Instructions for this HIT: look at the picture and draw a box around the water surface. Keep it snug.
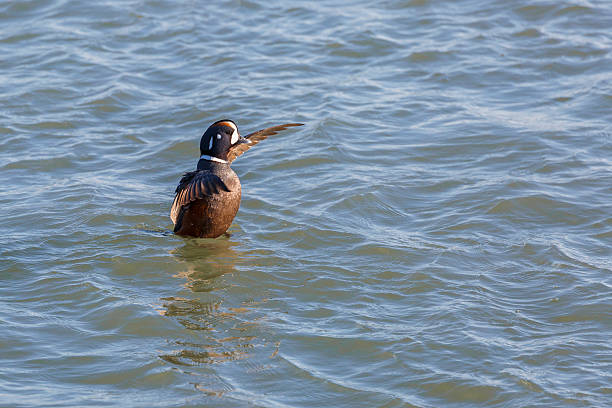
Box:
[1,0,611,407]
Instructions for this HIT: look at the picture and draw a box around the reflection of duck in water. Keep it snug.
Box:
[170,238,239,290]
[171,120,302,238]
[160,240,280,394]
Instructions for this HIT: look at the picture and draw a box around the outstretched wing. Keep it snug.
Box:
[227,123,303,163]
[170,170,231,225]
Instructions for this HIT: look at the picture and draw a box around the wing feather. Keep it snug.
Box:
[227,123,303,163]
[170,171,231,225]
[195,178,203,197]
[208,179,218,194]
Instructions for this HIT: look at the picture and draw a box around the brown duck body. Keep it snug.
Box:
[172,160,241,238]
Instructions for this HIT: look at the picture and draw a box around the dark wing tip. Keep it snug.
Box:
[278,123,304,131]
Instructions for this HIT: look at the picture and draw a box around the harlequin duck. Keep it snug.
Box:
[171,119,303,238]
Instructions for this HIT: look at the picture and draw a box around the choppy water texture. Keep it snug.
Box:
[1,0,611,407]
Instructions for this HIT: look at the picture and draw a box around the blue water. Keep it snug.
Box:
[1,0,611,407]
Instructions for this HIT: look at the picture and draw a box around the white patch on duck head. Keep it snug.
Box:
[217,121,239,144]
[209,135,214,150]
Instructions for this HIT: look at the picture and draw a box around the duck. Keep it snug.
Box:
[170,119,302,238]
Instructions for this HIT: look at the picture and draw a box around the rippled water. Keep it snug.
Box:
[1,0,611,406]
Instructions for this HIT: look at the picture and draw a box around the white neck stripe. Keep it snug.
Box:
[200,154,228,164]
